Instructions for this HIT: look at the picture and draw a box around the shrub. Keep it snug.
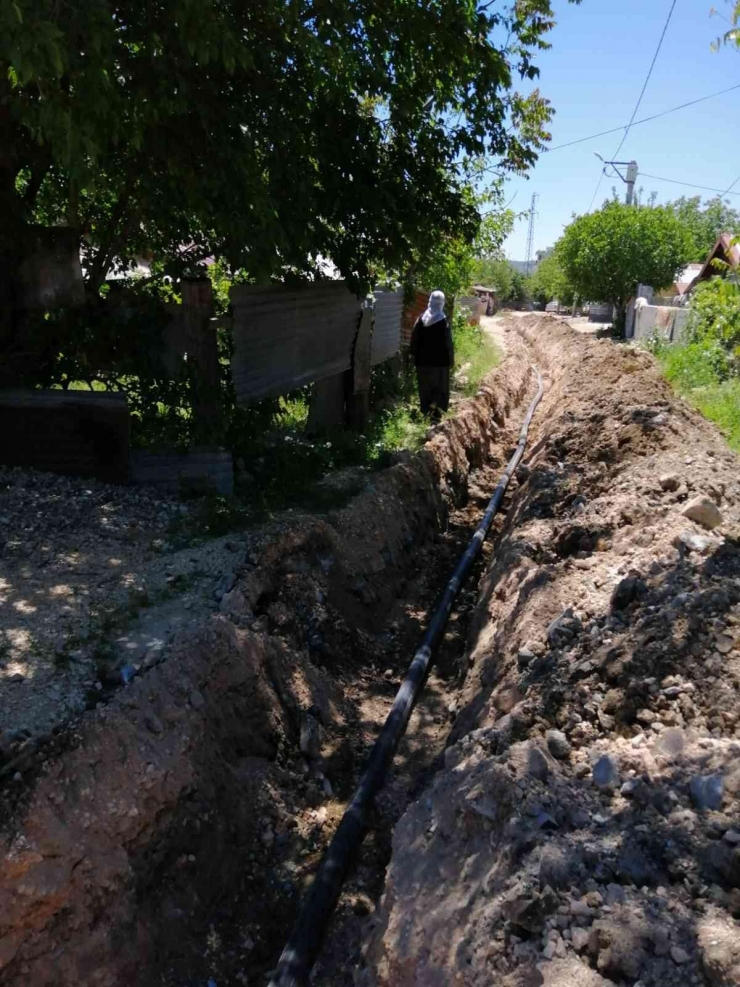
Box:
[688,277,740,353]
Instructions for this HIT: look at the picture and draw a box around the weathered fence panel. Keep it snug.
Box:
[230,282,361,405]
[0,389,129,484]
[371,290,403,365]
[401,289,428,348]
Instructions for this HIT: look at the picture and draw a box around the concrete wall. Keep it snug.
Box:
[633,303,690,343]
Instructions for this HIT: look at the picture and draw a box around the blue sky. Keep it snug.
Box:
[502,0,740,260]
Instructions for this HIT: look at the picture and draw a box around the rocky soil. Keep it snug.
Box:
[361,316,740,987]
[0,466,251,743]
[0,336,533,986]
[6,313,740,987]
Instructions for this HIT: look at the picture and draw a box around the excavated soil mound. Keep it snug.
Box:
[362,317,740,987]
[0,335,534,987]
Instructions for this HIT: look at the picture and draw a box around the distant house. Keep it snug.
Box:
[472,285,497,315]
[670,263,703,297]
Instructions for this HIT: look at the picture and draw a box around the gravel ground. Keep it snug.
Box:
[0,468,247,741]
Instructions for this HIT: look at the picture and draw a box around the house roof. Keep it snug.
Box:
[695,232,740,285]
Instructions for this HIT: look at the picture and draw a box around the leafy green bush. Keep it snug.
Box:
[688,277,740,352]
[653,337,740,451]
[656,340,732,388]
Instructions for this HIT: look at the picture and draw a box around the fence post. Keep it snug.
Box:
[306,373,348,434]
[181,278,220,434]
[346,297,374,431]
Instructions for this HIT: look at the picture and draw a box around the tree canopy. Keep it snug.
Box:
[472,257,515,298]
[414,195,517,299]
[665,196,740,262]
[711,0,740,49]
[529,250,574,306]
[1,0,579,290]
[558,201,694,325]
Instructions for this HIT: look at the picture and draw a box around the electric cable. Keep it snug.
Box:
[613,0,678,158]
[547,82,740,152]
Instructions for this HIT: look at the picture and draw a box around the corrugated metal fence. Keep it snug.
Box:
[371,290,404,366]
[230,282,404,406]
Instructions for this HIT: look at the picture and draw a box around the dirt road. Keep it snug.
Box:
[2,315,740,987]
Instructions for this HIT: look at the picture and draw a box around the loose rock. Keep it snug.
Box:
[681,495,723,530]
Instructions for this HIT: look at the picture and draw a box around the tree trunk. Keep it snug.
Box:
[613,303,627,339]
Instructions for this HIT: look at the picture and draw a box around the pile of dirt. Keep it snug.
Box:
[361,317,740,987]
[0,337,533,987]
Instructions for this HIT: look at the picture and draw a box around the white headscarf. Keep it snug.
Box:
[421,290,446,327]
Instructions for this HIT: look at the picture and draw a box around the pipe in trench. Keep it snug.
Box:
[269,367,545,987]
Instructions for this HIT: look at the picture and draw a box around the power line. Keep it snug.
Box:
[548,83,740,152]
[613,0,678,158]
[640,172,740,197]
[587,171,606,214]
[586,0,677,214]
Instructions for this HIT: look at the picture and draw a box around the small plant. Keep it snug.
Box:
[451,311,501,395]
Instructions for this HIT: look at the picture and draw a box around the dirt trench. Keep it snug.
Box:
[361,316,740,987]
[0,322,537,987]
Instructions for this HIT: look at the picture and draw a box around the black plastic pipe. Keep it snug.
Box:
[269,367,544,987]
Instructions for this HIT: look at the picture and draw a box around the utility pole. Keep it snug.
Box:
[524,193,538,276]
[625,160,638,206]
[595,154,639,206]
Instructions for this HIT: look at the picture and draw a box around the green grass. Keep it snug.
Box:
[653,340,740,451]
[452,313,502,397]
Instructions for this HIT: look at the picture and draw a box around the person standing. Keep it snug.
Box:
[409,290,454,420]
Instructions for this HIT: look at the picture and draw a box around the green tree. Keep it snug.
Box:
[509,270,532,307]
[711,1,740,49]
[689,277,740,352]
[412,189,516,298]
[665,196,740,261]
[529,250,575,306]
[1,0,578,295]
[471,258,515,299]
[558,201,693,333]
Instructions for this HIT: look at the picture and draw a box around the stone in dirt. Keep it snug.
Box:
[547,608,582,650]
[681,495,724,530]
[691,774,724,811]
[588,918,648,981]
[541,958,612,986]
[678,529,716,554]
[611,573,648,611]
[592,754,619,791]
[715,633,736,655]
[546,729,571,760]
[659,473,681,492]
[698,913,740,985]
[505,886,558,934]
[299,711,322,759]
[671,946,690,965]
[654,726,686,759]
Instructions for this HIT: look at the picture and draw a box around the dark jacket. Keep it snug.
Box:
[410,316,454,368]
